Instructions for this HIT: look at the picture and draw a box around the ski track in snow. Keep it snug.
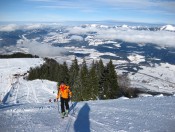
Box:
[31,83,39,103]
[14,80,19,104]
[26,83,30,103]
[0,58,175,132]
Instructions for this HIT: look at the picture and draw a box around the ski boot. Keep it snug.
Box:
[61,112,65,118]
[65,110,69,117]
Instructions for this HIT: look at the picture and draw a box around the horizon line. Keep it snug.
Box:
[0,20,172,25]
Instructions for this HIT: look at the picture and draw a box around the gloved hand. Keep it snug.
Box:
[56,95,59,101]
[56,98,60,102]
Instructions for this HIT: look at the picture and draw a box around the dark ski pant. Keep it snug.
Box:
[61,97,69,113]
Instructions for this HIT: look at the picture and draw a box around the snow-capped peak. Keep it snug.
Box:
[160,25,175,31]
[99,25,109,28]
[121,24,129,28]
[81,24,109,29]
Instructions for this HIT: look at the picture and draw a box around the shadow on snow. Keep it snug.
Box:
[74,103,90,132]
[0,103,22,110]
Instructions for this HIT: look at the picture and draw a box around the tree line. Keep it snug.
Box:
[28,58,120,101]
[0,52,38,58]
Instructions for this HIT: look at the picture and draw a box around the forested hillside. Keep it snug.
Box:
[28,58,119,101]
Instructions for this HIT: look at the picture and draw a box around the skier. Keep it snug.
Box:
[57,81,72,118]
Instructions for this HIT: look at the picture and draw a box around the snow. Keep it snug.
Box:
[129,63,175,94]
[0,96,175,132]
[114,43,121,48]
[88,39,118,46]
[3,79,57,104]
[43,33,70,44]
[160,25,175,31]
[138,93,153,97]
[155,94,164,98]
[67,46,116,60]
[122,24,129,28]
[127,54,145,64]
[118,96,129,100]
[0,58,44,102]
[0,58,175,131]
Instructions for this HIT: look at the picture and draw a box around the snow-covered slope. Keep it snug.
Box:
[0,96,175,132]
[0,58,44,102]
[3,79,57,104]
[0,58,175,132]
[129,63,175,93]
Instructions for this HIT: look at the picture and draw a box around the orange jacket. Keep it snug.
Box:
[57,84,72,99]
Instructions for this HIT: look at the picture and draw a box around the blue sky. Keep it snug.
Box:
[0,0,175,24]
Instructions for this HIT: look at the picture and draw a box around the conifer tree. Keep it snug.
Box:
[89,60,99,100]
[101,67,110,99]
[106,59,119,99]
[80,59,89,100]
[59,62,69,84]
[72,75,83,101]
[96,59,105,99]
[69,57,79,88]
[27,58,120,101]
[53,64,60,82]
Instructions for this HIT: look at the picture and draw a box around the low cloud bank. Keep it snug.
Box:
[17,38,68,57]
[0,24,47,31]
[95,29,175,47]
[67,26,175,47]
[0,46,23,54]
[0,24,19,32]
[1,23,175,48]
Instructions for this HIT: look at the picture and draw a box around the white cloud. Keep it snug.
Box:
[66,25,175,47]
[67,26,98,35]
[0,24,47,32]
[0,46,23,54]
[1,23,175,48]
[70,35,83,41]
[95,28,175,47]
[17,38,68,57]
[0,24,19,32]
[25,24,45,30]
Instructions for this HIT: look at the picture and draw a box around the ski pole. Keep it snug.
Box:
[58,99,60,113]
[70,99,75,114]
